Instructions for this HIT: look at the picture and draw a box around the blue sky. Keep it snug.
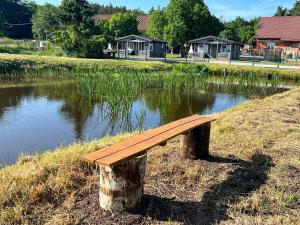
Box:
[35,0,296,21]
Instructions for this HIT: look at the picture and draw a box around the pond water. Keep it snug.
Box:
[0,82,290,164]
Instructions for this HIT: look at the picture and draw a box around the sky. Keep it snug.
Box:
[35,0,296,21]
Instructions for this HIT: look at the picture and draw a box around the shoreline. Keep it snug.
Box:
[1,86,299,224]
[1,54,300,81]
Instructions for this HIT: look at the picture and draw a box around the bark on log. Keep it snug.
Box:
[180,123,211,160]
[99,153,147,211]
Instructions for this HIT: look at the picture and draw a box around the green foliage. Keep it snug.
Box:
[0,11,4,36]
[53,0,104,58]
[90,3,145,15]
[290,0,300,16]
[220,17,258,46]
[274,1,300,16]
[146,8,167,40]
[274,6,289,16]
[109,12,139,37]
[0,0,37,38]
[32,4,60,40]
[164,0,223,48]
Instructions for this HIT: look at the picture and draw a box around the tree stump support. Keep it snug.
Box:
[99,153,147,212]
[180,123,211,160]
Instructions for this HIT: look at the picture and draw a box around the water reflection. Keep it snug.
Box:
[0,83,289,164]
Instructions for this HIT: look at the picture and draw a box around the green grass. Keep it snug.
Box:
[0,38,64,56]
[1,54,300,81]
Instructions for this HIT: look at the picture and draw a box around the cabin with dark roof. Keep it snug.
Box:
[256,17,300,55]
[188,36,240,60]
[116,35,167,59]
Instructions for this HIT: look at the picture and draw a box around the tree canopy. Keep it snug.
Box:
[0,0,37,38]
[290,0,300,15]
[147,0,223,49]
[146,8,166,40]
[219,17,258,46]
[274,1,300,16]
[109,12,138,37]
[32,4,60,40]
[52,0,103,58]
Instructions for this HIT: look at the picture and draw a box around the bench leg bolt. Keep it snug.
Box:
[99,153,147,212]
[180,123,211,159]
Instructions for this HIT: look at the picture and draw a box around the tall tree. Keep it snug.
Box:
[290,0,300,16]
[164,0,223,49]
[219,17,258,46]
[32,4,60,40]
[90,3,145,15]
[0,11,4,36]
[146,8,166,39]
[0,0,37,38]
[53,0,104,58]
[274,6,289,16]
[109,12,138,37]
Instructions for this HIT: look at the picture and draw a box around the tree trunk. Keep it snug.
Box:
[99,153,147,212]
[180,123,211,160]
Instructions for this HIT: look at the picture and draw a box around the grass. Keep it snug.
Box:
[0,86,299,224]
[1,54,300,82]
[0,38,64,56]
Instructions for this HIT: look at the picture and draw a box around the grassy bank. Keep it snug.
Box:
[0,54,300,82]
[0,86,299,224]
[0,54,172,75]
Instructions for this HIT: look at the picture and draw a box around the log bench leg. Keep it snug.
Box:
[180,123,211,160]
[99,153,147,212]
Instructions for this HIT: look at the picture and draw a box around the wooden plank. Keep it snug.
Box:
[96,117,215,166]
[81,115,203,163]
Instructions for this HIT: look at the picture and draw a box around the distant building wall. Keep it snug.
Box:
[257,39,300,55]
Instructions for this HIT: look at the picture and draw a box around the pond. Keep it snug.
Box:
[0,82,291,164]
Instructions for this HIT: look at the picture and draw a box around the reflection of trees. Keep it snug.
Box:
[143,88,216,124]
[34,84,94,140]
[0,86,34,119]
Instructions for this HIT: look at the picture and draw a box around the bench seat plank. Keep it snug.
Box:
[95,116,215,166]
[81,115,204,163]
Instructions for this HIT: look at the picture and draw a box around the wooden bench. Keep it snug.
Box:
[81,115,215,212]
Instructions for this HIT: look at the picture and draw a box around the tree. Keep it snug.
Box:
[109,12,138,37]
[90,3,145,15]
[274,6,289,16]
[32,4,60,40]
[290,0,300,16]
[0,11,4,36]
[0,0,37,38]
[146,8,166,39]
[53,0,103,58]
[164,0,223,50]
[219,17,258,46]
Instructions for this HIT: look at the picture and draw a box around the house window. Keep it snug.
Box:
[267,42,275,49]
[150,43,153,51]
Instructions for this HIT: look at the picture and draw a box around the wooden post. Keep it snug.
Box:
[117,42,119,59]
[126,41,129,59]
[99,153,147,212]
[180,123,211,160]
[145,42,148,61]
[229,44,232,64]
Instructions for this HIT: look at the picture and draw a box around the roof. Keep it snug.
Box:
[189,36,239,44]
[93,14,148,32]
[116,34,167,43]
[256,17,300,42]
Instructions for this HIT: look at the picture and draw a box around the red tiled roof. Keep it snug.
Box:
[93,14,149,32]
[256,17,300,42]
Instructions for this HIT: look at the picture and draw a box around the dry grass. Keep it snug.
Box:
[0,87,300,225]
